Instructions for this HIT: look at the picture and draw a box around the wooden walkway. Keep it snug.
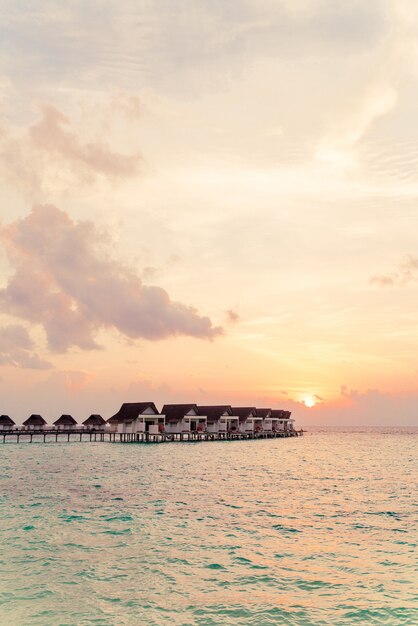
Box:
[0,429,303,444]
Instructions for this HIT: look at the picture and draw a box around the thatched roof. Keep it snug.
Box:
[256,408,272,418]
[53,414,77,426]
[271,409,291,419]
[22,414,47,426]
[162,404,199,422]
[108,402,159,423]
[82,414,106,426]
[231,407,257,420]
[197,405,232,422]
[0,415,15,426]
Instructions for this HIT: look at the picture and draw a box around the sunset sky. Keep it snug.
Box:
[1,0,418,426]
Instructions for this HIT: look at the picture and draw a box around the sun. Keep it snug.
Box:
[303,396,316,408]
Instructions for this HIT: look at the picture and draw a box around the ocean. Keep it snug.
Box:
[0,430,416,625]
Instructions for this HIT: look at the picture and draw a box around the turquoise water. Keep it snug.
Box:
[0,430,416,625]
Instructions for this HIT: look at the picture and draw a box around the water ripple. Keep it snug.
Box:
[0,430,417,625]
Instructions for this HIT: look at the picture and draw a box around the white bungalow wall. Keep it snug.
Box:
[238,418,252,434]
[207,411,230,434]
[227,417,239,432]
[207,420,220,434]
[164,420,182,434]
[181,407,198,432]
[165,409,207,434]
[182,416,207,433]
[117,422,130,434]
[254,419,263,434]
[133,415,165,433]
[239,417,262,433]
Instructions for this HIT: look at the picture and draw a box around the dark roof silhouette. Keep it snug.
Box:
[82,414,106,426]
[197,406,232,421]
[271,409,292,418]
[162,404,199,422]
[23,414,47,426]
[231,407,257,420]
[53,415,77,426]
[256,408,272,417]
[0,415,15,426]
[108,402,159,423]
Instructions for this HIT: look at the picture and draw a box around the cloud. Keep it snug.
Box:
[370,274,395,287]
[317,79,398,162]
[0,324,52,369]
[249,385,418,428]
[0,205,223,351]
[0,104,141,196]
[334,385,418,426]
[142,266,158,281]
[62,370,96,393]
[370,255,418,287]
[30,104,140,179]
[0,0,388,99]
[226,308,240,324]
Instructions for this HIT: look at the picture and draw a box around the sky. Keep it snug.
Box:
[1,0,418,427]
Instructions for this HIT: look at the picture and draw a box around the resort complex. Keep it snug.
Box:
[0,403,301,443]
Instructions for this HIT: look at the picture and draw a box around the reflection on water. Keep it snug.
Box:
[0,430,417,625]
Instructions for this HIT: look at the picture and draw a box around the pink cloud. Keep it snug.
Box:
[370,255,418,287]
[225,308,240,324]
[0,324,52,369]
[30,105,140,180]
[0,205,223,351]
[291,386,418,428]
[0,104,141,195]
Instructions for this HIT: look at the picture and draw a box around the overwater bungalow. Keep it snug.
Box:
[231,407,260,435]
[107,402,164,435]
[197,405,235,435]
[53,415,78,430]
[0,400,300,443]
[22,415,47,430]
[162,404,207,435]
[256,408,273,432]
[285,410,295,432]
[0,415,15,431]
[270,409,293,432]
[82,414,106,430]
